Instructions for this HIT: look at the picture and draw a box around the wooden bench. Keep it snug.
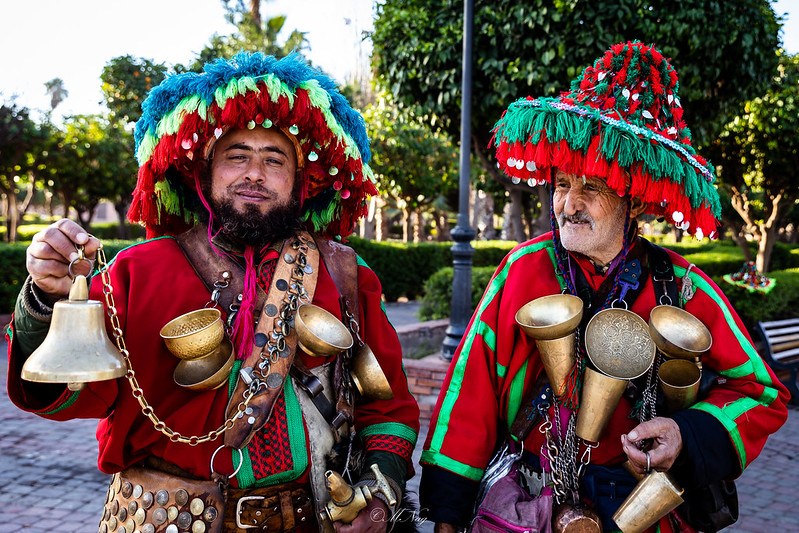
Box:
[756,318,799,403]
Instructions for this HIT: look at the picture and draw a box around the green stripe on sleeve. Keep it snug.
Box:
[360,422,418,445]
[691,402,746,470]
[420,449,485,481]
[506,360,529,429]
[39,390,81,415]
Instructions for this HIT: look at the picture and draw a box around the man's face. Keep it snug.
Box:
[206,127,302,247]
[210,127,297,215]
[553,171,629,266]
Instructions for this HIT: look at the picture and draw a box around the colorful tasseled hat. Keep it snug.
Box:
[130,52,377,240]
[491,41,720,239]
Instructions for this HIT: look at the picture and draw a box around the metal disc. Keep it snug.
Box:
[266,373,284,389]
[584,308,656,379]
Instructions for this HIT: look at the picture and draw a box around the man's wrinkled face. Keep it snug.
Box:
[206,127,302,247]
[553,171,629,266]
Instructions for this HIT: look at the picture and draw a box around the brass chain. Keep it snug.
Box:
[95,245,255,446]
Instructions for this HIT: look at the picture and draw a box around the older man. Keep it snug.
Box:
[7,53,419,533]
[420,42,788,532]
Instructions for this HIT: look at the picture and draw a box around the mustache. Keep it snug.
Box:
[558,211,594,229]
[227,183,276,196]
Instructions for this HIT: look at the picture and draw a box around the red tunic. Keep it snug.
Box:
[7,236,420,487]
[421,233,788,528]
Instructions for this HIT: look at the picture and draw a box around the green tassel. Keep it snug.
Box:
[154,180,182,216]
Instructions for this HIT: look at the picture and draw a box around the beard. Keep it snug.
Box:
[206,183,304,250]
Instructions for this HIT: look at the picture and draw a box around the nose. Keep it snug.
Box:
[244,160,265,183]
[562,187,585,216]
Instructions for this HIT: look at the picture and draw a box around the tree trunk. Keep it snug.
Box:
[436,210,451,241]
[4,193,17,242]
[756,193,786,273]
[508,189,526,242]
[532,185,551,236]
[721,214,754,263]
[114,201,130,239]
[402,207,410,243]
[413,208,423,243]
[374,198,385,241]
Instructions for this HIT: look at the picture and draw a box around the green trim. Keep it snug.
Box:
[506,360,529,429]
[235,377,308,488]
[360,422,418,446]
[476,321,497,353]
[93,236,176,276]
[420,449,485,481]
[691,402,746,470]
[429,240,555,454]
[496,363,508,379]
[39,390,81,415]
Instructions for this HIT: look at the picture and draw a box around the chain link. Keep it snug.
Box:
[96,245,254,446]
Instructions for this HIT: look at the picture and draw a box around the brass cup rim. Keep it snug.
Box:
[648,305,712,359]
[173,338,235,390]
[515,294,584,340]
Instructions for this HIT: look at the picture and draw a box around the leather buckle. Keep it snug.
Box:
[236,495,266,529]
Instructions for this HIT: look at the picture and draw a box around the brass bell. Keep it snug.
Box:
[351,344,394,400]
[21,275,126,391]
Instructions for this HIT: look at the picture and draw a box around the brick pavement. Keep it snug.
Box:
[3,335,799,532]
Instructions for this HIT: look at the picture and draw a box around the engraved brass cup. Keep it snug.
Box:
[578,308,656,442]
[648,305,712,360]
[515,294,584,395]
[159,308,224,360]
[21,275,126,391]
[612,470,684,533]
[351,344,394,400]
[296,304,354,357]
[173,339,235,391]
[552,503,602,533]
[658,358,701,413]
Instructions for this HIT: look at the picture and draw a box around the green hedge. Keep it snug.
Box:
[0,240,137,314]
[418,266,497,321]
[347,237,515,301]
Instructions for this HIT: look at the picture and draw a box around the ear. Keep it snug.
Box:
[629,196,647,218]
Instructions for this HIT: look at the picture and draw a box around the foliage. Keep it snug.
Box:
[710,52,799,273]
[347,237,516,301]
[185,0,308,71]
[712,269,799,329]
[372,0,782,240]
[418,266,496,321]
[0,102,49,241]
[101,56,168,124]
[43,78,69,111]
[46,115,138,229]
[364,92,460,240]
[372,0,781,149]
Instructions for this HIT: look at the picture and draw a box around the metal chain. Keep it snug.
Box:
[96,245,255,446]
[639,351,661,423]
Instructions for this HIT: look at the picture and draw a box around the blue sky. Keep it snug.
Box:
[1,0,796,122]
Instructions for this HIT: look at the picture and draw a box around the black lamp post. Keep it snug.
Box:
[441,0,476,360]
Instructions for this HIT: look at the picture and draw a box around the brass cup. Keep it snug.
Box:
[648,305,712,360]
[295,304,354,357]
[351,344,394,400]
[658,358,701,413]
[612,471,684,533]
[575,367,628,442]
[516,294,583,393]
[160,308,224,360]
[173,339,235,391]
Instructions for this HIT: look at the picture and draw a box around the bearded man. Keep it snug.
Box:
[7,53,419,533]
[420,42,788,533]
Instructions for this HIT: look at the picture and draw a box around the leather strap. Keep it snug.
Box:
[175,225,268,321]
[224,232,321,449]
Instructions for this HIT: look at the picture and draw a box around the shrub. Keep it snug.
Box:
[712,268,799,331]
[418,266,496,321]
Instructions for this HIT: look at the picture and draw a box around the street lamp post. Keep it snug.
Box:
[441,0,476,360]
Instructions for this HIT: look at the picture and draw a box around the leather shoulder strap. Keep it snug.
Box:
[315,237,359,318]
[174,225,267,320]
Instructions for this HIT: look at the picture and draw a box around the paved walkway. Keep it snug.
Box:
[3,325,799,531]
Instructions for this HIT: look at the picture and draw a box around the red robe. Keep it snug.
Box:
[421,233,788,529]
[7,236,420,487]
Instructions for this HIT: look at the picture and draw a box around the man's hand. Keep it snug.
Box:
[333,498,390,533]
[26,219,101,301]
[621,417,683,475]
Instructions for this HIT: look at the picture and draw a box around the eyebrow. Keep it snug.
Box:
[223,143,289,157]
